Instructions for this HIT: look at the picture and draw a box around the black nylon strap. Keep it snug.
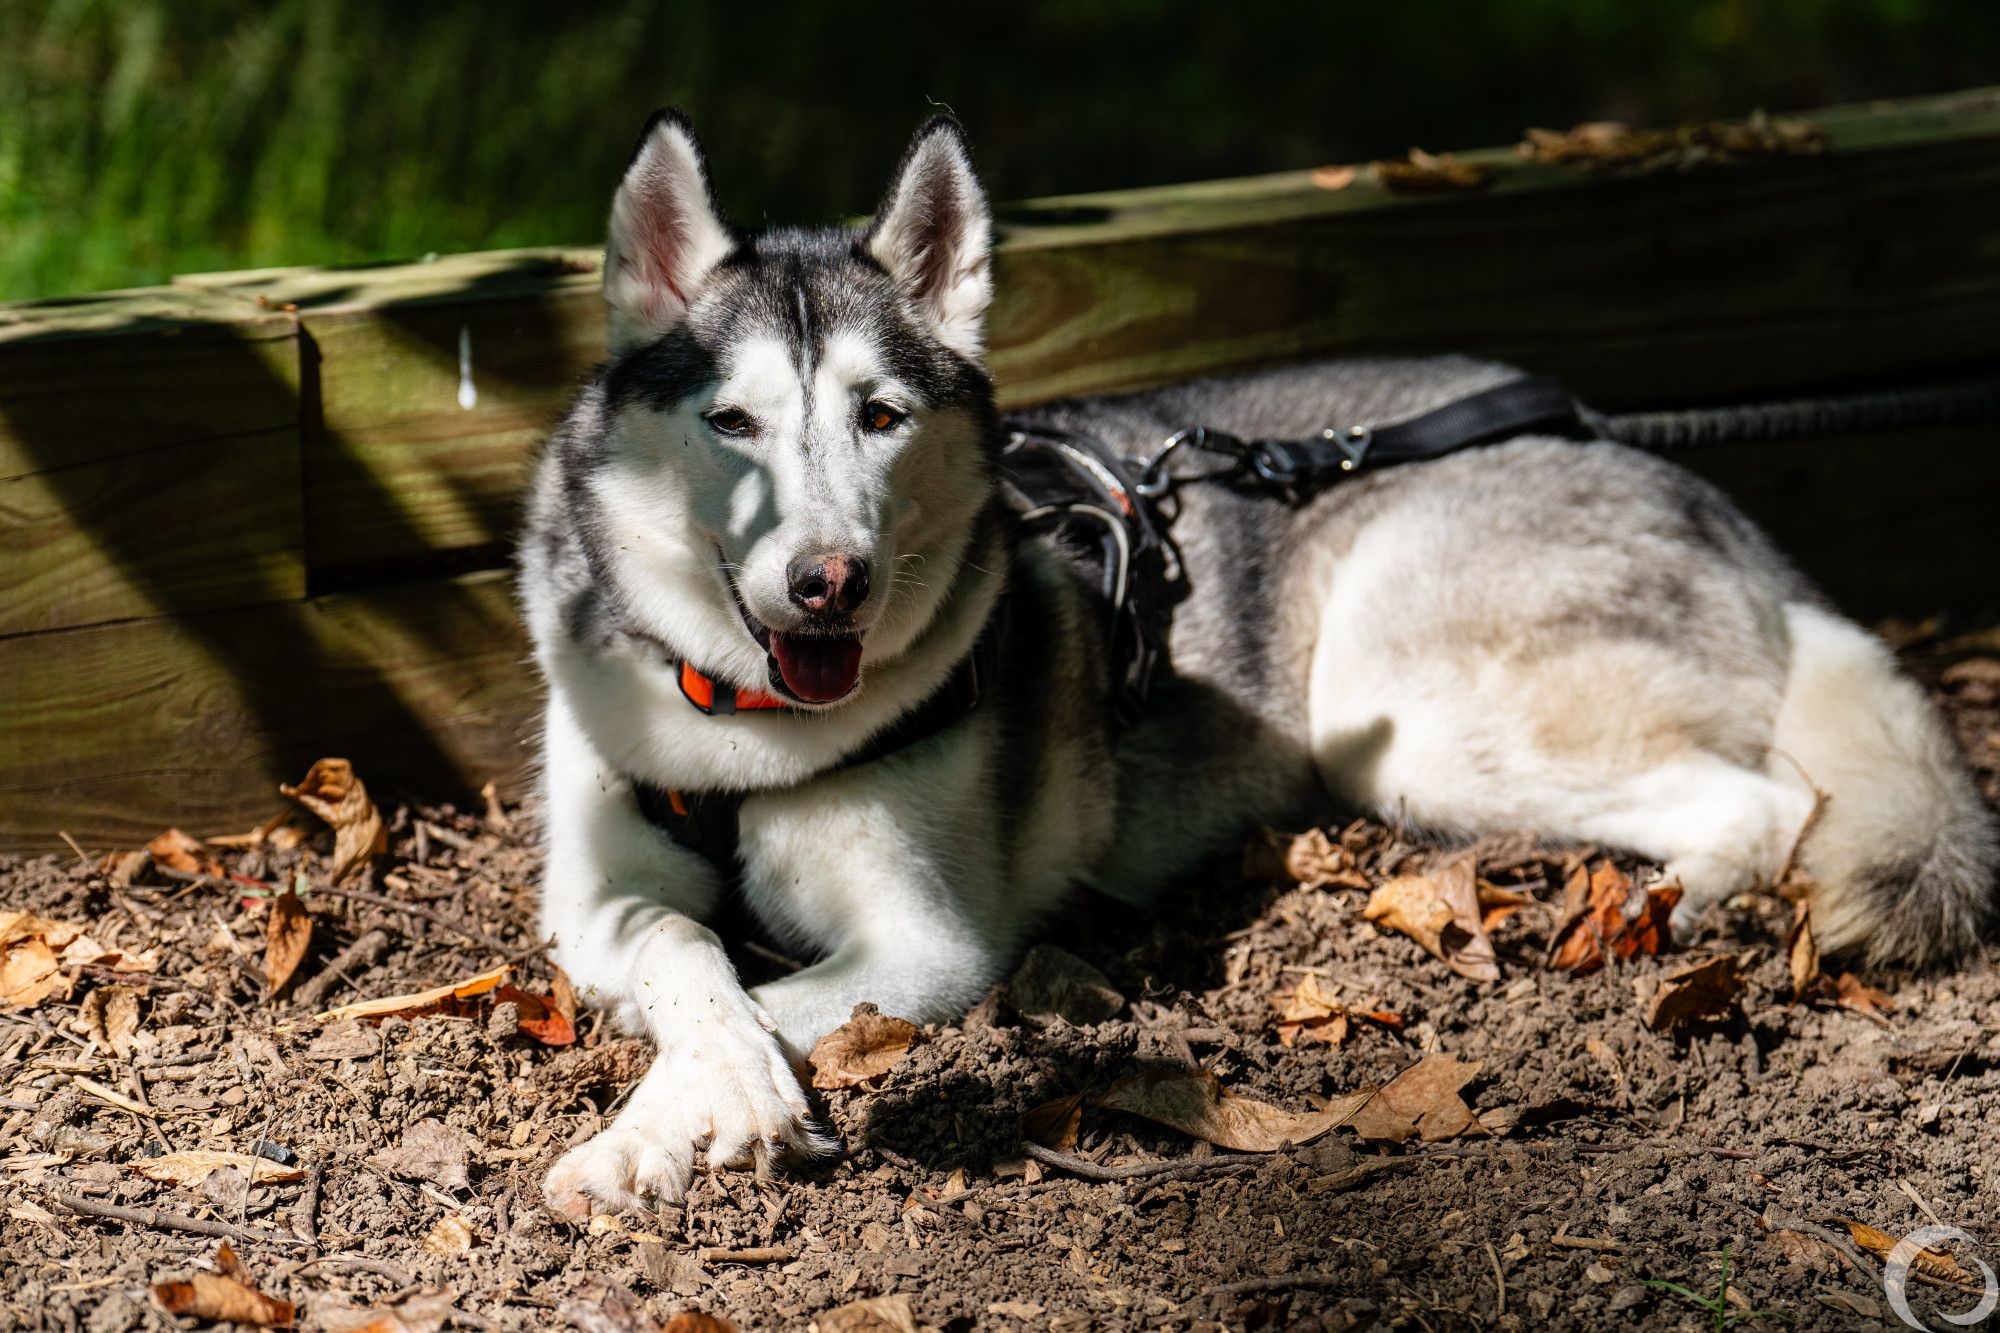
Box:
[1245,375,1592,486]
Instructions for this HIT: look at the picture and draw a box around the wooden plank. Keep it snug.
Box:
[154,87,2000,589]
[0,288,303,633]
[180,250,605,590]
[0,571,536,853]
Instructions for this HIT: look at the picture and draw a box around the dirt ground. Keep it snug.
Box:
[4,622,2000,1333]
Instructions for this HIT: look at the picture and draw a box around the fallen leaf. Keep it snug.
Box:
[145,828,222,878]
[987,1302,1047,1321]
[1276,828,1370,889]
[421,1213,477,1256]
[1842,1219,1976,1283]
[550,966,580,1028]
[101,849,149,888]
[1272,973,1349,1047]
[0,912,85,1009]
[369,1118,478,1192]
[1310,164,1357,191]
[809,1294,917,1333]
[81,985,145,1059]
[132,1150,305,1189]
[1007,944,1125,1025]
[151,1242,294,1327]
[1834,972,1896,1017]
[314,964,509,1023]
[1520,112,1826,173]
[280,758,388,885]
[558,1276,686,1333]
[1373,148,1492,193]
[1095,1068,1367,1152]
[661,1317,740,1333]
[1345,1053,1485,1144]
[1770,1227,1838,1272]
[1021,1094,1083,1150]
[1787,901,1819,1002]
[1645,955,1744,1032]
[808,1003,920,1090]
[1365,856,1500,981]
[264,888,312,996]
[493,985,576,1046]
[1547,862,1680,973]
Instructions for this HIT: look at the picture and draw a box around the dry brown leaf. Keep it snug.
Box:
[421,1213,477,1256]
[145,828,223,877]
[370,1118,478,1192]
[314,963,508,1023]
[1095,1068,1367,1152]
[808,1003,920,1090]
[1645,955,1745,1032]
[1787,901,1820,1002]
[0,911,94,1008]
[1008,944,1125,1025]
[1345,1053,1485,1144]
[320,1293,458,1333]
[1365,856,1500,981]
[151,1242,295,1327]
[1310,164,1357,191]
[1834,972,1896,1017]
[1271,973,1351,1047]
[559,1276,684,1333]
[280,758,388,885]
[81,984,144,1059]
[1842,1219,1976,1283]
[132,1150,305,1189]
[1547,862,1680,973]
[265,888,313,996]
[1373,148,1492,193]
[1521,112,1825,174]
[1021,1093,1083,1151]
[809,1293,917,1333]
[493,984,576,1046]
[661,1316,740,1333]
[1279,828,1369,890]
[101,849,149,888]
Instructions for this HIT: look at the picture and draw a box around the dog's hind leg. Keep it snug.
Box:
[535,695,829,1218]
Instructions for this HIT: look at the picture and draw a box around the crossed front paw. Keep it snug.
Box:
[542,1004,835,1218]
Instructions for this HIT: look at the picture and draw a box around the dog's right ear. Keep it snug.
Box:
[603,109,735,354]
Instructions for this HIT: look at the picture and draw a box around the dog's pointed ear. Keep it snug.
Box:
[604,109,735,354]
[865,116,992,358]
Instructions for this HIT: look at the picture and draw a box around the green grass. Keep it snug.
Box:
[4,0,1998,300]
[1646,1246,1790,1330]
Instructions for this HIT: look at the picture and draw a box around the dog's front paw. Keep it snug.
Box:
[542,999,833,1219]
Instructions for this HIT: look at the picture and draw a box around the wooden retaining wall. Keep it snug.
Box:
[4,87,1999,850]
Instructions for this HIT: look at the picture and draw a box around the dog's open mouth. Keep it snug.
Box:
[722,563,863,704]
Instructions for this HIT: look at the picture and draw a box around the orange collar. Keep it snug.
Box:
[677,660,791,715]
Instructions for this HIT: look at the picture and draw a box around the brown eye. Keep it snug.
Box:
[705,407,753,436]
[862,400,906,434]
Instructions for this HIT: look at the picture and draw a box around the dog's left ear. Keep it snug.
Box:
[865,117,992,359]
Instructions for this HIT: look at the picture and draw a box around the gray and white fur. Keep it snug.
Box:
[519,111,1997,1217]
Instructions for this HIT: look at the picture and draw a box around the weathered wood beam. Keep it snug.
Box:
[0,289,302,634]
[0,571,533,852]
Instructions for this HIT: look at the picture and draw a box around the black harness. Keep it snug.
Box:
[631,374,1602,869]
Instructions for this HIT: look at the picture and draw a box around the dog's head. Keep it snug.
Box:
[580,110,998,707]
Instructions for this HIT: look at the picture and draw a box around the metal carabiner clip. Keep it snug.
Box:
[1131,427,1204,498]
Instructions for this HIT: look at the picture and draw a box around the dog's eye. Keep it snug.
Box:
[861,400,906,434]
[705,408,754,437]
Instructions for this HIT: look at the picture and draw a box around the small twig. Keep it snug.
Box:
[1020,1141,1263,1182]
[1485,1241,1507,1318]
[697,1246,790,1265]
[421,820,478,853]
[292,930,391,1010]
[283,1254,416,1286]
[740,939,805,973]
[58,1194,305,1247]
[71,965,200,993]
[57,831,93,872]
[308,885,507,955]
[293,1158,326,1246]
[1208,1272,1343,1300]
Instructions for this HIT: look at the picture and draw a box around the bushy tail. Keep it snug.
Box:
[1772,604,1998,967]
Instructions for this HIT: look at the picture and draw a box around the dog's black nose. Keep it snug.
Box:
[787,553,870,615]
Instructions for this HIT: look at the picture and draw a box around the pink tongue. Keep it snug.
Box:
[769,633,864,703]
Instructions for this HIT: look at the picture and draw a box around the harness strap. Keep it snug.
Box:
[1232,375,1595,489]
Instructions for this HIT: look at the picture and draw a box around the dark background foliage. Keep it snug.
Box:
[5,0,1997,299]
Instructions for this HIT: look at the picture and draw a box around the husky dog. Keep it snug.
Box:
[519,111,1996,1216]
